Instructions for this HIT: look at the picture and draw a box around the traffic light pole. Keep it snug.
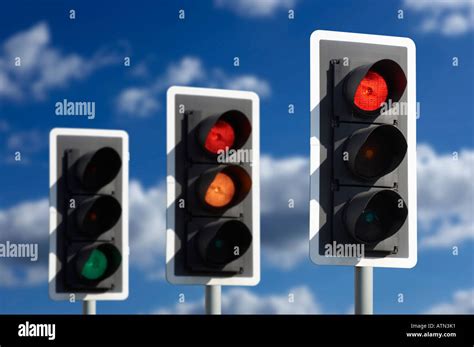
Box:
[83,300,96,315]
[205,285,221,315]
[354,266,373,314]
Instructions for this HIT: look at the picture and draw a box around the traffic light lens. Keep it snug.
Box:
[197,110,251,156]
[204,172,236,208]
[363,211,377,224]
[354,71,388,112]
[88,211,97,222]
[75,244,122,282]
[362,147,375,160]
[351,125,407,179]
[77,196,122,236]
[197,166,251,211]
[80,249,108,280]
[347,190,408,244]
[200,220,252,266]
[204,120,235,154]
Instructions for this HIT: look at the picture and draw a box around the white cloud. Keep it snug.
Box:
[0,70,21,98]
[261,155,308,214]
[1,128,48,165]
[0,119,9,132]
[157,285,321,314]
[6,129,46,153]
[159,57,206,88]
[0,22,123,100]
[0,195,48,289]
[417,145,474,248]
[404,0,474,36]
[116,56,270,117]
[116,87,160,117]
[215,0,297,17]
[116,57,205,117]
[260,155,309,269]
[128,180,167,277]
[425,288,474,314]
[0,198,49,243]
[224,75,271,98]
[129,61,150,78]
[0,264,48,288]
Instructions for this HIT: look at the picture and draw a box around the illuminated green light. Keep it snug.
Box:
[81,249,108,280]
[215,240,223,249]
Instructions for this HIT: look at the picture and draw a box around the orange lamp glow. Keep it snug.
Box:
[204,172,236,208]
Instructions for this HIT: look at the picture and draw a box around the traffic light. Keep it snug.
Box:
[166,86,260,285]
[309,30,417,268]
[49,128,129,300]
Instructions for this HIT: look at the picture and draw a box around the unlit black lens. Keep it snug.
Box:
[352,125,407,179]
[199,220,252,266]
[353,190,407,244]
[76,196,122,236]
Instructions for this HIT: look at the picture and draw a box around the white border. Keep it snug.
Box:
[49,128,129,301]
[166,86,260,285]
[309,30,417,268]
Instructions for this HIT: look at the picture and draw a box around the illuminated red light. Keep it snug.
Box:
[204,120,235,154]
[354,71,388,112]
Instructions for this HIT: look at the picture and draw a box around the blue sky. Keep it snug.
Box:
[0,0,473,314]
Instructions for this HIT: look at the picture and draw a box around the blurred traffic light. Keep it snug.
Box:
[49,128,129,300]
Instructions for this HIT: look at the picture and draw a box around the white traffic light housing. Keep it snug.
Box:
[309,30,417,268]
[166,86,260,285]
[49,128,129,300]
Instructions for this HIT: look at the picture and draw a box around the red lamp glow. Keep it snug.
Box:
[354,71,388,112]
[204,120,235,154]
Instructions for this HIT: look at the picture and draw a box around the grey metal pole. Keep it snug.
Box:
[354,266,373,315]
[83,300,96,315]
[205,285,221,315]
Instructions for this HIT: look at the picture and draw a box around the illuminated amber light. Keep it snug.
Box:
[204,172,236,207]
